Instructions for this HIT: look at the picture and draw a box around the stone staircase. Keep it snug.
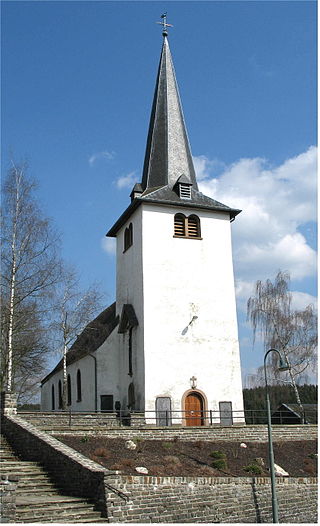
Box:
[0,435,106,523]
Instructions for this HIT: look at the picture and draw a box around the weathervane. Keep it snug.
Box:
[156,13,173,36]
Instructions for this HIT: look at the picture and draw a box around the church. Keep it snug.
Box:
[41,23,244,425]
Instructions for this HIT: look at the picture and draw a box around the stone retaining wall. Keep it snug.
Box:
[1,414,114,515]
[49,424,317,442]
[2,414,318,523]
[104,475,317,523]
[0,476,18,523]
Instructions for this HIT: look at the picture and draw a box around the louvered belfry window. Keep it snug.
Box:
[179,184,191,199]
[187,215,200,237]
[174,213,201,239]
[174,213,186,236]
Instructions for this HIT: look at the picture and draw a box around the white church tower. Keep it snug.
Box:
[107,23,244,425]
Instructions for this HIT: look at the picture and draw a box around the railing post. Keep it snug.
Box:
[210,410,213,425]
[69,407,72,427]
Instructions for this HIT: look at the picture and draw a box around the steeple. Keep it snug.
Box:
[141,34,198,192]
[107,25,241,238]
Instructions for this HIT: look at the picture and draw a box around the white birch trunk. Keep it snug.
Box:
[6,169,20,392]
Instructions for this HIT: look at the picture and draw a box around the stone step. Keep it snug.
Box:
[16,513,106,523]
[16,506,103,521]
[17,487,60,496]
[17,495,94,507]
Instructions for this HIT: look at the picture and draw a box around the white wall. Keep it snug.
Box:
[141,203,244,420]
[115,207,145,411]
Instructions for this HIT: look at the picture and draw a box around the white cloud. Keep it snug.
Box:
[89,150,115,166]
[291,291,318,311]
[116,171,136,190]
[196,146,317,284]
[101,237,116,256]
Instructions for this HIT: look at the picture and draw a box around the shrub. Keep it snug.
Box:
[211,458,227,470]
[308,453,317,459]
[163,455,181,465]
[93,447,110,458]
[80,435,89,443]
[162,442,173,449]
[243,463,263,475]
[209,450,226,460]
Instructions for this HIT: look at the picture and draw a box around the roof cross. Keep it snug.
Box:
[156,13,173,36]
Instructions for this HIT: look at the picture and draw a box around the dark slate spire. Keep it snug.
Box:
[141,35,198,192]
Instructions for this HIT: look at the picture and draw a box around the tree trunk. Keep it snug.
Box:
[6,170,20,392]
[283,349,304,423]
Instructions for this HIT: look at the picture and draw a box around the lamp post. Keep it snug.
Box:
[264,348,289,523]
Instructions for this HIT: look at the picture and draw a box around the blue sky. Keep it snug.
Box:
[2,1,317,383]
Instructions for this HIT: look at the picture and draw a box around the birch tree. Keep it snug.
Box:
[52,268,103,410]
[247,271,317,417]
[1,161,62,398]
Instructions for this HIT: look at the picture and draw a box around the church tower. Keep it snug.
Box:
[107,23,244,424]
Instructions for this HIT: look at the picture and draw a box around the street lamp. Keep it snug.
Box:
[264,348,289,523]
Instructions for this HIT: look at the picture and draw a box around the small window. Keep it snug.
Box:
[174,214,201,239]
[58,380,62,409]
[76,369,82,402]
[51,385,55,411]
[67,375,72,406]
[124,223,133,252]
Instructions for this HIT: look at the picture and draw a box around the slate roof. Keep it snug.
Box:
[273,403,318,424]
[41,302,119,385]
[141,35,198,192]
[107,34,241,238]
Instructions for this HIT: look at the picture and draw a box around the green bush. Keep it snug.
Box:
[308,453,317,459]
[162,442,173,449]
[211,458,227,470]
[243,463,263,475]
[80,435,89,443]
[209,450,226,460]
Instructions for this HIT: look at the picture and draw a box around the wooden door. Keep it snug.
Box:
[185,392,204,426]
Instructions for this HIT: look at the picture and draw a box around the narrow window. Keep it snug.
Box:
[58,380,62,409]
[128,327,133,377]
[128,383,135,410]
[67,375,72,406]
[51,385,55,411]
[187,215,201,238]
[174,213,186,237]
[124,223,133,251]
[76,369,82,402]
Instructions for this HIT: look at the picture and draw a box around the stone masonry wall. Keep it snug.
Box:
[2,414,318,524]
[1,415,116,516]
[0,476,18,523]
[49,424,317,442]
[105,475,317,523]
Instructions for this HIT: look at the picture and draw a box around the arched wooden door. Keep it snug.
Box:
[185,392,204,426]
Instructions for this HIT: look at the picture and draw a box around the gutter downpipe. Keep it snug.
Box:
[89,353,98,412]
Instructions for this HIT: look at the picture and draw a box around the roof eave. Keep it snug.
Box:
[107,197,241,237]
